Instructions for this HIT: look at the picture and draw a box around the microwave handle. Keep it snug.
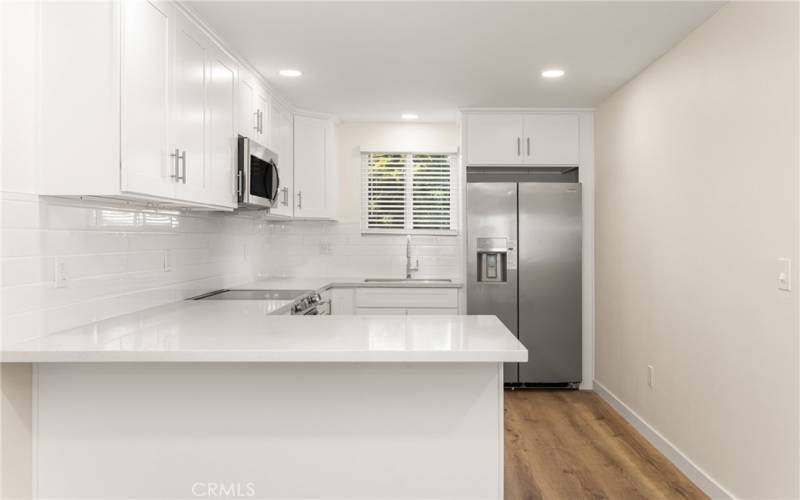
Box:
[269,160,280,202]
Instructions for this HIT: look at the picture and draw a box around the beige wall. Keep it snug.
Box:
[335,122,459,224]
[595,2,799,499]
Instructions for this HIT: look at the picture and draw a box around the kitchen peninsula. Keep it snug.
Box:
[2,285,526,500]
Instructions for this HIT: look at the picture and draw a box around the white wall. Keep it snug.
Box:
[260,122,462,281]
[336,121,459,223]
[594,2,799,499]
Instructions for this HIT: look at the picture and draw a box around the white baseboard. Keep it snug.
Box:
[593,380,736,500]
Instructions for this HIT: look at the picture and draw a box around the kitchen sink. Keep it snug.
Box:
[363,278,452,283]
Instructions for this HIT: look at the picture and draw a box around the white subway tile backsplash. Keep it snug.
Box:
[1,194,463,346]
[1,193,265,346]
[259,221,461,280]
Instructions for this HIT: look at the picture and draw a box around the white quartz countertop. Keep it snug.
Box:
[229,277,464,291]
[1,300,526,363]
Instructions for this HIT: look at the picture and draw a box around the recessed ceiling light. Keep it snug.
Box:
[401,113,418,120]
[279,69,302,77]
[541,69,565,78]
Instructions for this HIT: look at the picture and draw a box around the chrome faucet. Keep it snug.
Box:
[406,235,419,279]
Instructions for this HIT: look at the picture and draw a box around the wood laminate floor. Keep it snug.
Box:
[504,390,707,500]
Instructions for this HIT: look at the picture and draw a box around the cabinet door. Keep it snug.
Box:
[205,45,237,208]
[253,91,270,146]
[294,115,331,218]
[120,0,175,198]
[523,113,580,165]
[268,101,294,217]
[172,11,208,203]
[464,113,524,166]
[238,73,257,138]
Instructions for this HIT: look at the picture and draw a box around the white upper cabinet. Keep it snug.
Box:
[464,112,580,166]
[33,2,335,213]
[294,114,336,219]
[238,73,257,138]
[172,10,208,203]
[268,101,294,217]
[119,0,175,199]
[37,1,237,210]
[523,113,580,165]
[253,91,270,146]
[205,44,238,208]
[238,69,269,146]
[464,113,524,166]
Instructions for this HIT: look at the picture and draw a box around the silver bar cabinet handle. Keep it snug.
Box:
[517,137,521,156]
[297,190,302,209]
[527,137,530,156]
[169,148,180,180]
[178,150,187,184]
[253,110,259,132]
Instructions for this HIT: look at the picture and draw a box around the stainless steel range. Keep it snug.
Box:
[189,289,330,315]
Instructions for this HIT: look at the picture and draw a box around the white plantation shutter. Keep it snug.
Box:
[362,152,457,234]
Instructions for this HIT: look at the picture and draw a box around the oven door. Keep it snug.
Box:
[238,136,280,209]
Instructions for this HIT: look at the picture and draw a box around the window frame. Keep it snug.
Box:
[361,150,458,236]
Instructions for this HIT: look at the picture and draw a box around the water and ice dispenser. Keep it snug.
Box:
[476,237,510,283]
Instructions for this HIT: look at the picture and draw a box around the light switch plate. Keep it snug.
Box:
[778,258,792,291]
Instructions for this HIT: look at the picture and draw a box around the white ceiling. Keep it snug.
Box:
[187,1,723,122]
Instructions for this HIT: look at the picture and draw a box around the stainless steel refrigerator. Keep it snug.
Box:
[467,182,582,386]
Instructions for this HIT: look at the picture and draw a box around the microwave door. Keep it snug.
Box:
[248,154,272,206]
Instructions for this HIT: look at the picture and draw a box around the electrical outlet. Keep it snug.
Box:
[54,257,67,288]
[647,365,655,388]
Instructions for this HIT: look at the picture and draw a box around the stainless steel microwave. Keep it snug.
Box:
[237,136,280,210]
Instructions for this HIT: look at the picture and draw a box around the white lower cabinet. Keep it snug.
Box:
[37,0,237,210]
[328,287,459,315]
[355,307,406,315]
[406,308,457,315]
[351,288,459,315]
[329,288,355,315]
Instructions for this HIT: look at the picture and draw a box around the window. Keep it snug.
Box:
[361,151,457,234]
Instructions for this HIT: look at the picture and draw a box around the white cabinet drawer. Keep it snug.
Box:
[355,307,406,315]
[406,308,458,315]
[355,288,458,309]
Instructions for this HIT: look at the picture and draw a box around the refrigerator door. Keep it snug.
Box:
[518,183,582,384]
[466,183,519,383]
